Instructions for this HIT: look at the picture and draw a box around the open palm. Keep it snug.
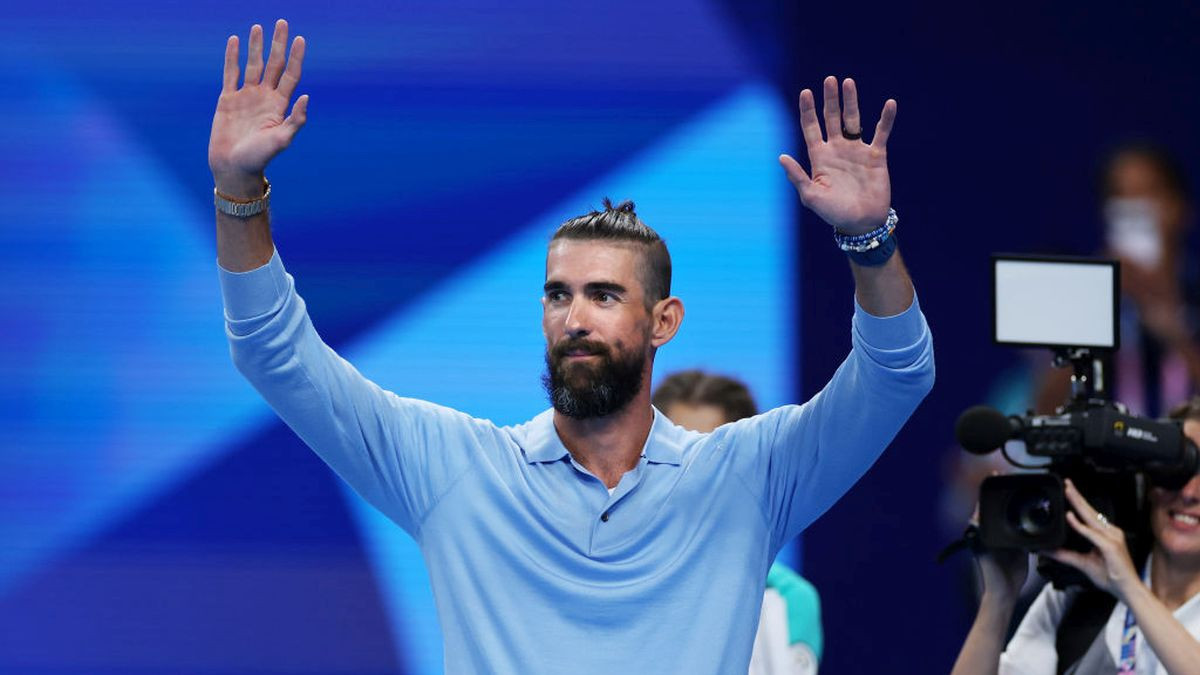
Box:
[208,20,308,193]
[779,76,895,235]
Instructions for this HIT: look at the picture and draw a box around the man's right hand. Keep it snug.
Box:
[208,19,308,199]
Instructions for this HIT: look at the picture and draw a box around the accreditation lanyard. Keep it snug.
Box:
[1117,606,1138,674]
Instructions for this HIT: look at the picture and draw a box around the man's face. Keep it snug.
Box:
[541,240,655,419]
[1148,419,1200,562]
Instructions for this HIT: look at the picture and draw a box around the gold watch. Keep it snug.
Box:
[214,178,271,218]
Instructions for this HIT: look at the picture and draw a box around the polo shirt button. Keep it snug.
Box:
[600,511,610,522]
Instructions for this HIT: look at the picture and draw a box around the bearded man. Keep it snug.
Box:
[211,19,934,674]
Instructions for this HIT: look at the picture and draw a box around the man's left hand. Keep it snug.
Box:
[779,76,895,235]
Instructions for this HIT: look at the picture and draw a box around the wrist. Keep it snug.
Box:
[213,171,266,201]
[980,588,1020,612]
[836,208,898,267]
[1115,576,1151,607]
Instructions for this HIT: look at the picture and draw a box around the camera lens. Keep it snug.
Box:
[1007,488,1055,538]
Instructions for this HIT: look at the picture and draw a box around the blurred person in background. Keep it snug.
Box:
[654,370,822,675]
[1035,143,1200,418]
[950,397,1200,675]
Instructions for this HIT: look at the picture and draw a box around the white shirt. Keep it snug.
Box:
[749,588,818,675]
[1001,558,1200,674]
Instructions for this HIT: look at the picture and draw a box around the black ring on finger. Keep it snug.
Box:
[841,127,863,141]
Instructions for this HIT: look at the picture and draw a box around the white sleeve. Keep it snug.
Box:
[998,585,1075,675]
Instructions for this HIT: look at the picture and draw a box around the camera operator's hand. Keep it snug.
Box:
[950,505,1031,675]
[977,546,1029,604]
[969,505,1029,605]
[1045,479,1141,601]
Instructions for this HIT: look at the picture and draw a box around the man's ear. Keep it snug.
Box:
[650,296,684,348]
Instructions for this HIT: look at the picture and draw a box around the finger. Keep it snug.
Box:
[821,75,841,138]
[1065,510,1107,549]
[870,99,897,149]
[245,24,264,86]
[222,35,239,93]
[841,78,862,136]
[263,19,289,89]
[1063,479,1103,524]
[778,154,812,187]
[277,36,306,100]
[283,94,309,132]
[797,89,824,147]
[1046,548,1100,576]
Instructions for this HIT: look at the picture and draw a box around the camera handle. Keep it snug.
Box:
[1052,347,1109,407]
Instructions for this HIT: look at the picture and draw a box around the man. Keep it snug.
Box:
[210,19,933,673]
[654,370,823,674]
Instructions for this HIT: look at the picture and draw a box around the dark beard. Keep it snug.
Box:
[542,337,646,419]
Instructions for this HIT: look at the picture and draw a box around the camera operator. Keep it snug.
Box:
[951,398,1200,675]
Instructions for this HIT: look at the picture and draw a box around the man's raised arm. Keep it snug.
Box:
[206,22,485,537]
[209,19,308,272]
[734,76,932,549]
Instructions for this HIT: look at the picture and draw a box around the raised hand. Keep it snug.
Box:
[208,20,308,198]
[1046,479,1142,600]
[779,76,895,235]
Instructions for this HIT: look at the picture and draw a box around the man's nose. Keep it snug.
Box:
[564,297,591,339]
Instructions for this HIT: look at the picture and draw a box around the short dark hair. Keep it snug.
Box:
[1168,396,1200,423]
[551,198,672,309]
[1098,141,1191,204]
[651,370,758,424]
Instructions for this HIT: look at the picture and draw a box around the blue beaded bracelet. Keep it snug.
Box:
[833,208,899,267]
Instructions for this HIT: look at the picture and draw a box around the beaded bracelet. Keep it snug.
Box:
[833,208,899,267]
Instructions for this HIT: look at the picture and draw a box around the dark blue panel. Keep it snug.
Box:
[0,425,399,674]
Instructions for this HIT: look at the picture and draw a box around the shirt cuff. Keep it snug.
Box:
[218,250,290,321]
[852,293,927,351]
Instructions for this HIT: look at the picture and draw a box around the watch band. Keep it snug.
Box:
[214,179,271,218]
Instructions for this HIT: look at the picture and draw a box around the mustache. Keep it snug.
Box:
[549,338,611,360]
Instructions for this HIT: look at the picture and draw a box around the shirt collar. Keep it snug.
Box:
[519,407,683,466]
[521,409,571,463]
[643,407,683,465]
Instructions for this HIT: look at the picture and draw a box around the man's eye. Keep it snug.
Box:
[547,291,568,302]
[595,292,616,303]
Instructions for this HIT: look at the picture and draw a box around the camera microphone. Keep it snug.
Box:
[955,405,1021,454]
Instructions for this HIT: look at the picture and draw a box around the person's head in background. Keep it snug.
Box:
[652,370,757,432]
[1157,397,1200,567]
[1100,142,1192,270]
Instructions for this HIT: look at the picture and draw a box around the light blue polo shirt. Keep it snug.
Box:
[220,251,934,674]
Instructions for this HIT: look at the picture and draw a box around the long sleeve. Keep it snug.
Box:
[719,295,935,551]
[219,251,492,537]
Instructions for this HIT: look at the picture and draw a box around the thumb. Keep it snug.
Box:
[778,154,811,188]
[283,94,309,132]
